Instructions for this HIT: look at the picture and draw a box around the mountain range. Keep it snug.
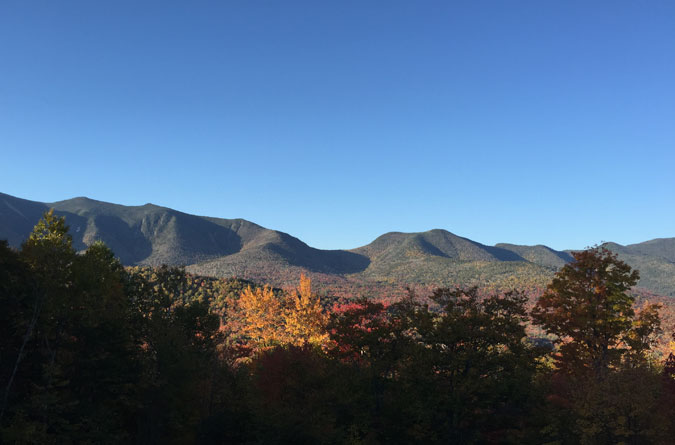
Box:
[2,192,674,297]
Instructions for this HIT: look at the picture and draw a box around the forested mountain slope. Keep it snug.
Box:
[1,192,673,296]
[602,240,675,297]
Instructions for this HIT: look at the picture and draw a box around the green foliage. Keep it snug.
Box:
[357,256,555,290]
[603,241,675,297]
[325,288,545,443]
[1,211,137,443]
[127,265,254,315]
[0,212,228,443]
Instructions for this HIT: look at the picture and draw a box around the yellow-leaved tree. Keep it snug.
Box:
[232,285,287,350]
[283,274,328,347]
[227,275,328,359]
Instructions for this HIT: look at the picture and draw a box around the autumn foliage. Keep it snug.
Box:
[2,213,675,443]
[230,284,284,349]
[532,247,661,375]
[227,274,328,358]
[283,274,329,347]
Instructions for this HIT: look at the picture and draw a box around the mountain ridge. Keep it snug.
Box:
[2,192,674,296]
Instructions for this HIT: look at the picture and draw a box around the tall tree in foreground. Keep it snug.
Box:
[531,246,655,375]
[531,246,666,444]
[1,211,140,443]
[0,240,36,427]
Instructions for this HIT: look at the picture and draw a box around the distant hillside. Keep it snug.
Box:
[352,230,526,263]
[1,192,673,296]
[349,230,554,289]
[602,240,675,298]
[494,244,574,269]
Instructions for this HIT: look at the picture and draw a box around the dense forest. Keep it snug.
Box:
[2,211,675,444]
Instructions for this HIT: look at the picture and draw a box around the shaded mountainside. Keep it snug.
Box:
[1,192,674,296]
[0,192,368,274]
[2,192,259,266]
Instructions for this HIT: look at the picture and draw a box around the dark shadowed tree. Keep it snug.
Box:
[531,246,645,376]
[327,290,543,443]
[531,247,667,444]
[1,211,140,443]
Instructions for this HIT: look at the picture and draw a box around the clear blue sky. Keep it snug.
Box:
[1,1,673,251]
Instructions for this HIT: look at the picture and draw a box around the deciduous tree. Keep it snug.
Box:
[283,274,328,347]
[531,247,668,444]
[531,246,656,376]
[229,285,286,352]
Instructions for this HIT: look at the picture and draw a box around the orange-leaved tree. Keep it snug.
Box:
[228,275,329,357]
[230,285,287,351]
[283,274,328,347]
